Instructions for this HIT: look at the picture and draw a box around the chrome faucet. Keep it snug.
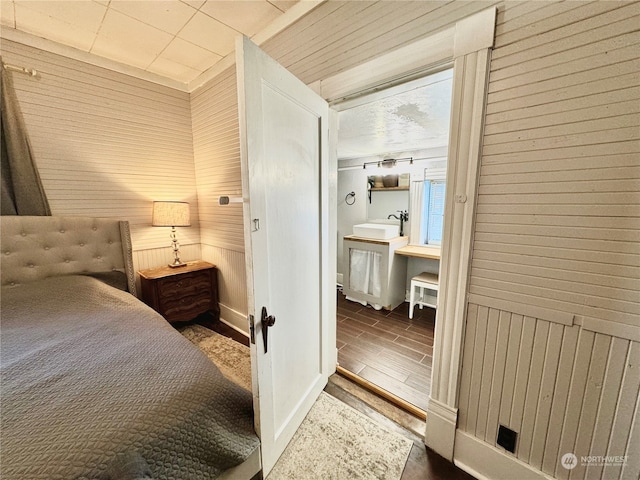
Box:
[388,210,409,236]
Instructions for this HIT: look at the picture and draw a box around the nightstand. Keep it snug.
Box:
[138,260,220,323]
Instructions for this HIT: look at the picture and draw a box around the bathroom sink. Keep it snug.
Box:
[353,223,400,239]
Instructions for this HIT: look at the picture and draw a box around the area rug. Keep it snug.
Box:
[178,324,252,391]
[267,392,412,480]
[179,324,412,480]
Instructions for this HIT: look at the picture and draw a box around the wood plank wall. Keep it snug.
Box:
[459,303,640,480]
[191,67,244,253]
[459,2,640,479]
[472,0,640,330]
[191,66,247,325]
[0,39,201,268]
[261,0,498,85]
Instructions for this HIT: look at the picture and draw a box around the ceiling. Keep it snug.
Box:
[0,0,303,85]
[337,69,453,159]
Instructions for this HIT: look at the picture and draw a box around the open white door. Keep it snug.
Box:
[236,36,335,476]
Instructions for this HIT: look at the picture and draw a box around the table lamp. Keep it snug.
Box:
[152,201,191,267]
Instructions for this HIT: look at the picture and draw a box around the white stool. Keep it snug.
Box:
[409,272,439,319]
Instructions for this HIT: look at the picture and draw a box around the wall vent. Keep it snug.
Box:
[497,425,517,453]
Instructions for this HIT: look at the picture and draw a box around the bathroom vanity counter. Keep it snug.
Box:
[343,235,409,246]
[395,244,441,260]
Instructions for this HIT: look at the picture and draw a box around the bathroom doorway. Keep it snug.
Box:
[335,68,453,417]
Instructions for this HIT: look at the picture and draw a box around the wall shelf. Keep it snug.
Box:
[368,185,409,203]
[370,186,409,191]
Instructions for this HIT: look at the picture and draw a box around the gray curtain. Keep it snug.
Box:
[1,62,51,215]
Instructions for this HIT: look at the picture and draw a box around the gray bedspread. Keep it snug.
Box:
[0,275,259,480]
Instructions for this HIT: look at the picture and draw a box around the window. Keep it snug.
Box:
[424,180,446,245]
[410,167,446,247]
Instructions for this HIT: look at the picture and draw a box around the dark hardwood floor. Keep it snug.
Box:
[336,289,435,412]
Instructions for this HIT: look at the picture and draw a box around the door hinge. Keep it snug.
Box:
[249,314,256,344]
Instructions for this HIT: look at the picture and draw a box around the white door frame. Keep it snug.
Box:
[316,7,496,461]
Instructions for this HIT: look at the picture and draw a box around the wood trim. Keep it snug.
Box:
[454,430,550,480]
[468,293,575,326]
[336,366,427,421]
[320,27,455,103]
[429,47,493,437]
[427,45,494,463]
[327,108,339,373]
[424,397,458,460]
[577,315,640,343]
[218,304,251,337]
[319,7,496,103]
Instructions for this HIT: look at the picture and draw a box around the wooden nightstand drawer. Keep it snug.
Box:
[160,291,212,320]
[138,260,220,323]
[157,270,210,297]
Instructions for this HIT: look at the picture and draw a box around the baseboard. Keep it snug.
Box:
[219,303,250,337]
[424,397,457,461]
[336,272,343,285]
[454,430,555,480]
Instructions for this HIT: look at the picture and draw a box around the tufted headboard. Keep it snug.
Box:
[1,216,136,295]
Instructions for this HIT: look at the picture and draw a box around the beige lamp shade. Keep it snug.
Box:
[152,201,191,227]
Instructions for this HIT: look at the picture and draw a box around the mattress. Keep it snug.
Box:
[0,274,259,480]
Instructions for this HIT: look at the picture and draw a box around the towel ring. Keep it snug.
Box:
[345,192,356,205]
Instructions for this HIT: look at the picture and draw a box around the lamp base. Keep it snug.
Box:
[168,261,187,268]
[167,226,186,268]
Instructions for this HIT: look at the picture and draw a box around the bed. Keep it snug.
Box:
[0,216,261,480]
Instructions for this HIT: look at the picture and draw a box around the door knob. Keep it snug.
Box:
[261,306,276,353]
